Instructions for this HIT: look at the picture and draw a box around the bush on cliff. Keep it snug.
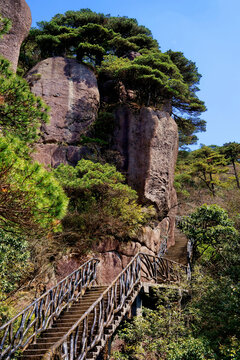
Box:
[54,159,154,251]
[0,14,11,38]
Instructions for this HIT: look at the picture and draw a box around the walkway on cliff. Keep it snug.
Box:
[0,253,188,360]
[164,228,188,265]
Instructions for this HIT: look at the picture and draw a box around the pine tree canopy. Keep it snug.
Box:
[0,14,11,38]
[0,135,68,234]
[19,9,206,146]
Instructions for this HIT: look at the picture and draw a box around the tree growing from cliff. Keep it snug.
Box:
[20,9,206,146]
[54,159,153,251]
[0,14,11,38]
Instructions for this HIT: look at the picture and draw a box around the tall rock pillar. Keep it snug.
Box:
[0,0,32,72]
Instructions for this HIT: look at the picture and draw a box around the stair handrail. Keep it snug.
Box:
[42,253,188,360]
[0,258,99,360]
[139,253,188,283]
[42,252,142,360]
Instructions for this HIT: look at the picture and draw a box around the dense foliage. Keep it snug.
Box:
[19,9,206,146]
[0,135,68,234]
[0,230,29,294]
[54,159,153,251]
[114,205,240,360]
[174,144,240,197]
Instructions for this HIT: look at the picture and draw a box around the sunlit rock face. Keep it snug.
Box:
[94,106,179,284]
[26,56,178,284]
[26,57,100,167]
[0,0,32,72]
[113,106,178,214]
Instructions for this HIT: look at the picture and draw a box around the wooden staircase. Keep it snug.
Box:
[0,253,188,360]
[23,286,108,359]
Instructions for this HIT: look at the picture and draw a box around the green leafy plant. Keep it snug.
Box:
[0,14,11,38]
[54,159,154,250]
[0,135,68,234]
[19,9,206,147]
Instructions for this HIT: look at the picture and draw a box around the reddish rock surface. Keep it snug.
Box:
[0,0,31,72]
[26,57,100,166]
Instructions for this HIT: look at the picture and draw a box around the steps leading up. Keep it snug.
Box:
[0,253,187,360]
[22,285,108,359]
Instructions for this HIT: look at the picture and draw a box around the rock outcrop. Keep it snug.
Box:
[113,107,178,214]
[26,58,178,284]
[26,57,100,167]
[95,106,178,283]
[0,0,31,72]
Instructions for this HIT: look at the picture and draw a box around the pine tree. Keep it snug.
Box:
[0,135,68,234]
[19,9,206,146]
[220,142,240,189]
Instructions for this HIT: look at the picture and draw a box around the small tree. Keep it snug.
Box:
[0,14,11,38]
[54,159,153,251]
[220,142,240,189]
[188,146,227,196]
[0,135,68,234]
[180,204,238,265]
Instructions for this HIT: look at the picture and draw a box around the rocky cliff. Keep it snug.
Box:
[0,0,31,72]
[24,54,179,283]
[26,57,100,167]
[94,106,178,282]
[1,0,179,283]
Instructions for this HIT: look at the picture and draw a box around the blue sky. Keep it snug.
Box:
[27,0,240,149]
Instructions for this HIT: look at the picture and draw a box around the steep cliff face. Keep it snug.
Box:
[26,57,100,167]
[0,0,31,72]
[113,106,178,214]
[94,106,178,283]
[25,58,178,284]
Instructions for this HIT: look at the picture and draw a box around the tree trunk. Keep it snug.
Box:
[232,160,240,188]
[209,173,216,196]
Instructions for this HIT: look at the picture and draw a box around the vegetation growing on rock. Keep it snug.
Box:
[20,9,206,147]
[114,205,240,360]
[54,159,154,252]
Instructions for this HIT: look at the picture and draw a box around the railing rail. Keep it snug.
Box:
[43,253,141,360]
[0,258,99,360]
[140,253,188,283]
[0,253,188,360]
[42,253,187,360]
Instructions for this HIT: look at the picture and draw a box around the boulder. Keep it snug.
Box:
[0,0,31,72]
[26,57,100,166]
